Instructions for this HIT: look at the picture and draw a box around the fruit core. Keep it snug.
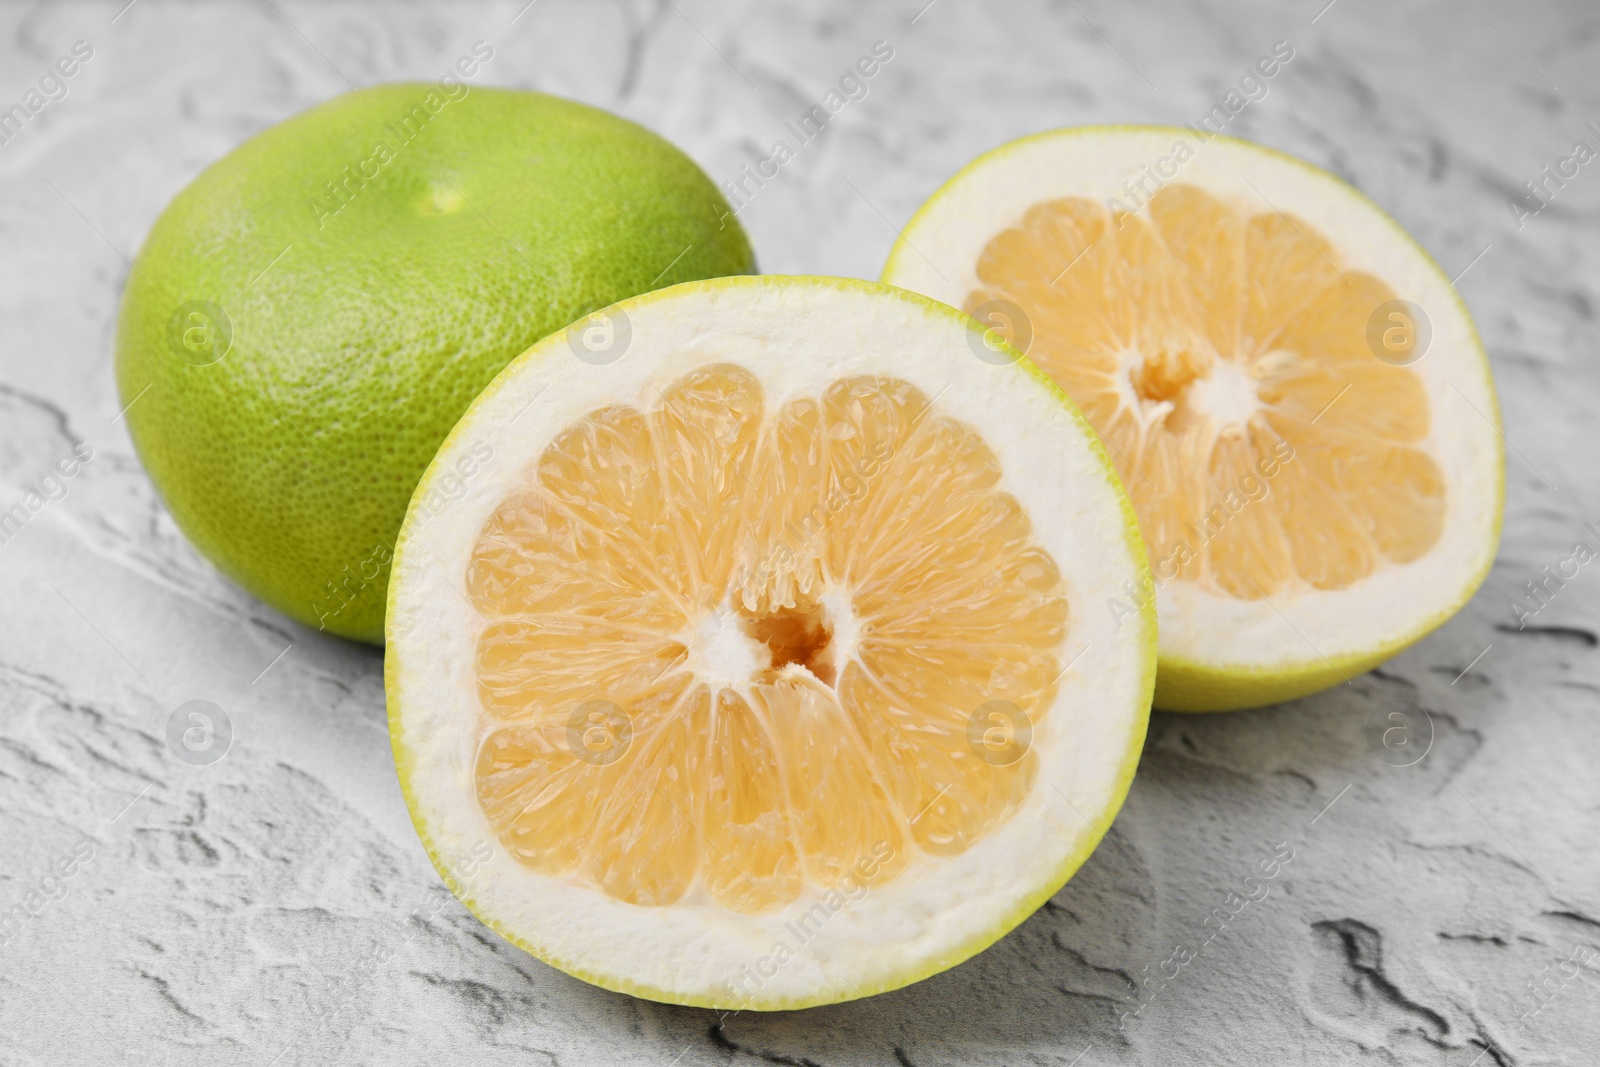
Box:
[681,591,850,690]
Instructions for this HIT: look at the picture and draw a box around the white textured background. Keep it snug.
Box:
[1,1,1597,1064]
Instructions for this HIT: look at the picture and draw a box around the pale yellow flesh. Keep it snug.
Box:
[966,184,1445,603]
[469,365,1069,914]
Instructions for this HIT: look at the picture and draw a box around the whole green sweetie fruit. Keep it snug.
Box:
[116,83,752,642]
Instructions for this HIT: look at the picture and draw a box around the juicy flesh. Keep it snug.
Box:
[967,184,1444,599]
[468,367,1068,913]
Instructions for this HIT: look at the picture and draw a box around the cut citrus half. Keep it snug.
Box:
[883,127,1503,711]
[386,276,1154,1009]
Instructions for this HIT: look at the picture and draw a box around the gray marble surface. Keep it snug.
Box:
[1,0,1597,1063]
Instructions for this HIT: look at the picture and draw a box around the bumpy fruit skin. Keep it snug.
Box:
[116,83,753,643]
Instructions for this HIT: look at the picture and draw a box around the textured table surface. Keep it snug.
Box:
[1,1,1597,1064]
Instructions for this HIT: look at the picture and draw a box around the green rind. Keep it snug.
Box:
[386,274,1157,1010]
[116,83,753,644]
[1154,623,1444,713]
[883,124,1505,714]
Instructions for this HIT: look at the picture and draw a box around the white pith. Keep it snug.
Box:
[680,604,769,690]
[387,278,1153,1007]
[818,585,862,672]
[883,128,1502,674]
[1186,359,1261,428]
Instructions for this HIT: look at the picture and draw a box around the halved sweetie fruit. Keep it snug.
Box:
[883,127,1503,711]
[386,276,1154,1009]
